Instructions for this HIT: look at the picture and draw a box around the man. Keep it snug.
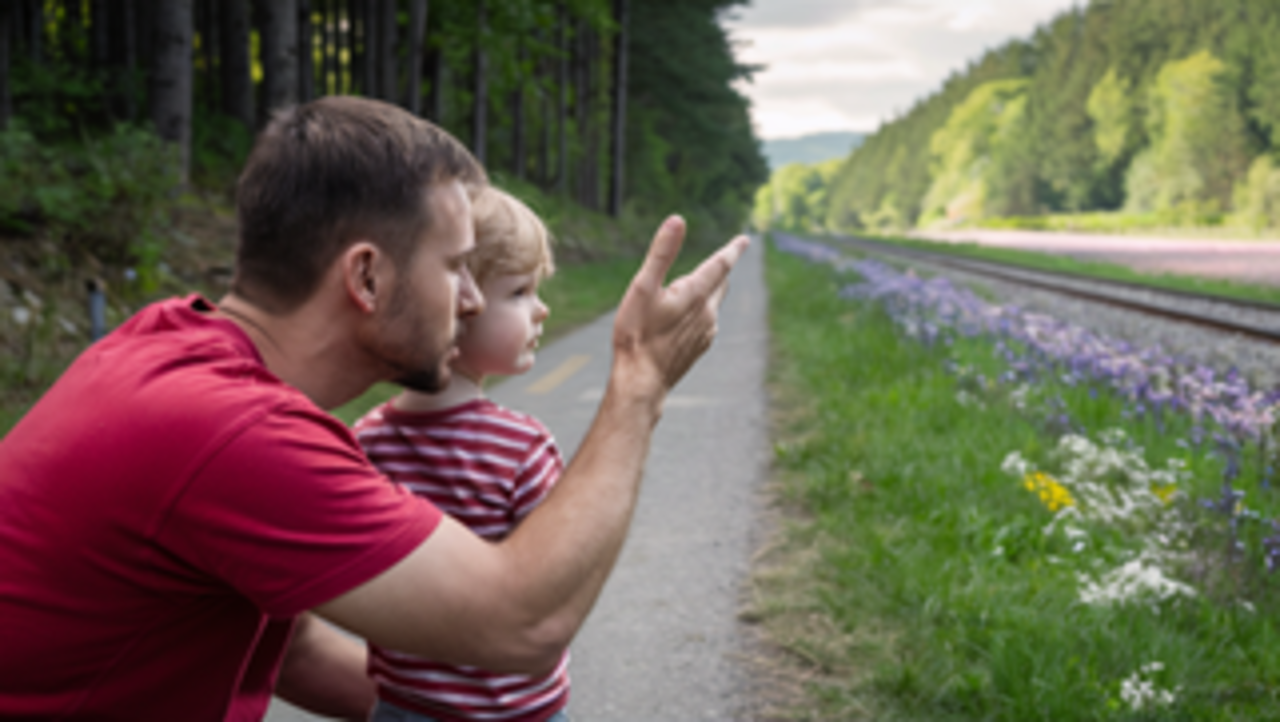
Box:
[0,96,747,720]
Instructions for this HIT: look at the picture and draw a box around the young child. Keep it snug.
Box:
[354,187,569,722]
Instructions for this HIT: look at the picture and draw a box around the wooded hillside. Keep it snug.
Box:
[815,0,1280,234]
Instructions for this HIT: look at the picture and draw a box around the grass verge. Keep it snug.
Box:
[849,233,1280,306]
[759,238,1280,720]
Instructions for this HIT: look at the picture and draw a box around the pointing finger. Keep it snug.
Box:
[684,235,749,300]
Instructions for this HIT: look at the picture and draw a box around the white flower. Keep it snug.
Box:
[1078,556,1197,607]
[1118,662,1180,711]
[1001,451,1030,477]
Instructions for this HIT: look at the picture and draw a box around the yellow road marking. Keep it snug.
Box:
[526,355,591,395]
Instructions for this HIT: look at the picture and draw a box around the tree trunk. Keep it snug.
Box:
[555,4,568,194]
[425,45,443,123]
[26,0,41,65]
[64,0,82,63]
[121,0,137,121]
[471,0,487,164]
[405,0,427,113]
[136,0,153,83]
[151,0,194,183]
[261,0,299,123]
[0,4,11,131]
[607,0,628,216]
[197,0,218,111]
[220,0,254,130]
[574,20,590,207]
[511,36,526,180]
[91,0,109,66]
[378,0,397,102]
[539,67,551,185]
[298,0,314,102]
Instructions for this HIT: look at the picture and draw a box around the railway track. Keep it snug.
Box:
[826,234,1280,345]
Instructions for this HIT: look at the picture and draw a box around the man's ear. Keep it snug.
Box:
[340,241,384,314]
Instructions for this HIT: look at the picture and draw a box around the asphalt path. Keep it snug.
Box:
[267,236,771,720]
[913,228,1280,286]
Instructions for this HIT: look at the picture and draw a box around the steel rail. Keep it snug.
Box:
[829,234,1280,345]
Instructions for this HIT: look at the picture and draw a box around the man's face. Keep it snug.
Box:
[370,180,483,392]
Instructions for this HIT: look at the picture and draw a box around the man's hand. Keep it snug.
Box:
[612,216,749,398]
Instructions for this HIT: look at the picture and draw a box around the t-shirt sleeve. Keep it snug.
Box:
[510,426,564,523]
[158,400,442,617]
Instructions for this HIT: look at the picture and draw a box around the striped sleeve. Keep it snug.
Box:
[510,431,563,522]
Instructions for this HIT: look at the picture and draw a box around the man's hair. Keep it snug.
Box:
[233,96,487,312]
[468,187,555,286]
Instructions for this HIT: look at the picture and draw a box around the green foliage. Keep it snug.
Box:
[1230,154,1280,232]
[751,159,841,233]
[0,124,179,269]
[190,112,255,193]
[1124,50,1252,214]
[920,79,1030,225]
[9,56,113,140]
[1087,68,1136,167]
[626,0,767,231]
[824,0,1280,232]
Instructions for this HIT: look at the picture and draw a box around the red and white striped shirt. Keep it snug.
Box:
[355,398,569,722]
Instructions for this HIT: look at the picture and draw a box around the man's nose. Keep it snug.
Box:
[459,267,484,317]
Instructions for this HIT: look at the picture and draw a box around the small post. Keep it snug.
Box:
[86,278,106,341]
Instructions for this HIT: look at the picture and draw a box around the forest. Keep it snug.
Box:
[0,0,766,267]
[755,0,1280,236]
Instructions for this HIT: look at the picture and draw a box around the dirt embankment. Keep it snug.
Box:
[1,200,238,418]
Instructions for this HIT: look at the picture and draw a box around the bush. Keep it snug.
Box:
[0,123,179,268]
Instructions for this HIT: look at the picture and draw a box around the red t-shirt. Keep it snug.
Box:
[0,295,442,721]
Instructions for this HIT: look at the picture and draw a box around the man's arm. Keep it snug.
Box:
[273,613,376,720]
[316,216,748,672]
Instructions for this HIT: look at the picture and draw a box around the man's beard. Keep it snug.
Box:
[380,277,453,393]
[394,364,448,393]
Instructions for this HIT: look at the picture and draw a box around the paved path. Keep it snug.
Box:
[268,237,771,720]
[913,228,1280,286]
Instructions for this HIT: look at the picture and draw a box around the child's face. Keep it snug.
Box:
[453,271,550,380]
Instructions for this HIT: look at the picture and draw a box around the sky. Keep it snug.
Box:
[722,0,1082,140]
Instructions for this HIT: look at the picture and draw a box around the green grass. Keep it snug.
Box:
[764,240,1280,720]
[963,210,1238,236]
[847,232,1280,306]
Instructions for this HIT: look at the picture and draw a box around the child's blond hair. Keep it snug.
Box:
[468,187,555,285]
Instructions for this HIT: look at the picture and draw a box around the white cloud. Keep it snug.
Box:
[726,0,1081,139]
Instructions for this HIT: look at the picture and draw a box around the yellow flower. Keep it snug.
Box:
[1022,472,1075,512]
[1150,483,1178,505]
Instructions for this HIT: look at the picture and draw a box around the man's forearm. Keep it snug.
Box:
[500,360,664,631]
[274,613,375,720]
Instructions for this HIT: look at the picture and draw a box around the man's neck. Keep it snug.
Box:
[215,293,382,410]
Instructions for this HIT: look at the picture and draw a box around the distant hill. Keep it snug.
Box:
[762,131,865,170]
